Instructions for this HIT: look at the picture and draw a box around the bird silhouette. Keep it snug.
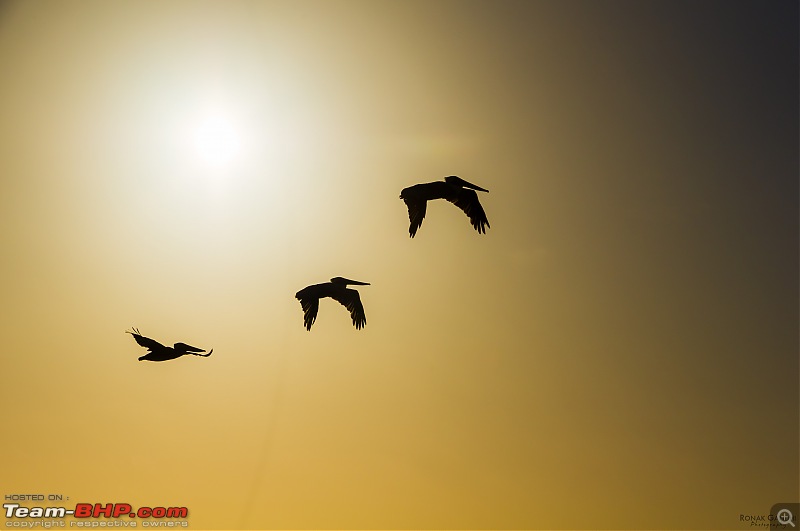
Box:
[295,277,369,330]
[400,175,490,237]
[126,327,213,362]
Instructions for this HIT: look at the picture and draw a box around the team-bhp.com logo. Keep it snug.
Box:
[5,503,188,525]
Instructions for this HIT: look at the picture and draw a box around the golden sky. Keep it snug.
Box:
[0,1,797,529]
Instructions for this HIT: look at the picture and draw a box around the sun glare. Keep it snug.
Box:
[191,110,244,169]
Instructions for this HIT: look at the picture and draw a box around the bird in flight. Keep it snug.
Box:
[295,277,370,330]
[125,327,213,362]
[400,175,490,237]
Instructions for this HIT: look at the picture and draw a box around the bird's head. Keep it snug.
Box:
[445,175,488,192]
[330,277,370,286]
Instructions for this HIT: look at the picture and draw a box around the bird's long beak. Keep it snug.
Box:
[345,279,370,286]
[174,342,205,353]
[460,178,489,193]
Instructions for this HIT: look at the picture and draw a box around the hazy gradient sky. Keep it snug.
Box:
[1,1,797,530]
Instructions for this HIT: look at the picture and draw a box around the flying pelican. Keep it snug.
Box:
[399,175,490,237]
[295,277,369,330]
[126,327,213,362]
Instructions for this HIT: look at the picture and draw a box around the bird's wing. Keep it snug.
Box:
[330,288,367,330]
[127,330,165,353]
[295,292,320,331]
[447,189,490,234]
[403,197,427,238]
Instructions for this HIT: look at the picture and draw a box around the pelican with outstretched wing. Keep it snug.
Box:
[400,175,490,237]
[126,327,213,362]
[295,277,369,330]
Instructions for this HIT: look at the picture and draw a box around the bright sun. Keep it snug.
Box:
[191,109,244,169]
